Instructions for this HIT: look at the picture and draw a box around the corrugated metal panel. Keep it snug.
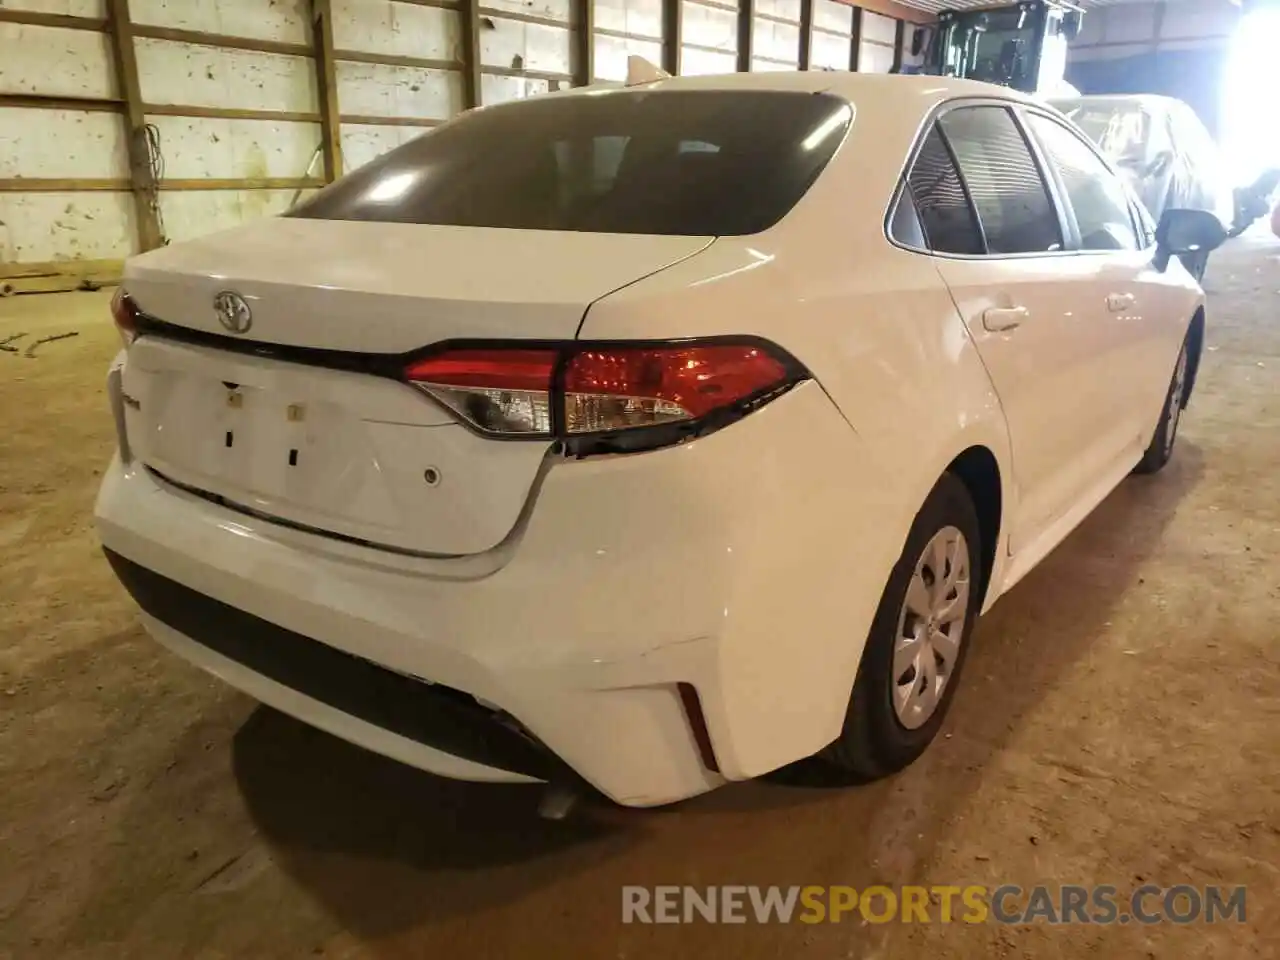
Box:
[755,0,800,20]
[682,1,737,50]
[0,108,127,178]
[0,24,115,98]
[340,122,423,171]
[336,61,465,119]
[1,0,105,16]
[128,0,311,44]
[480,18,573,75]
[859,39,895,72]
[331,0,463,62]
[594,0,664,39]
[480,72,554,104]
[861,10,896,45]
[135,38,317,111]
[146,116,321,179]
[0,192,138,262]
[486,0,573,19]
[813,0,852,35]
[752,18,800,63]
[680,44,737,74]
[159,189,309,243]
[810,29,850,69]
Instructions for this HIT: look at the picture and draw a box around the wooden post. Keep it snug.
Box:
[849,6,862,71]
[574,0,595,85]
[309,0,343,182]
[737,0,755,72]
[105,0,163,251]
[799,0,814,69]
[662,0,682,75]
[461,0,483,108]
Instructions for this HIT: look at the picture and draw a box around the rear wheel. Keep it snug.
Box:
[820,473,982,778]
[1135,337,1190,475]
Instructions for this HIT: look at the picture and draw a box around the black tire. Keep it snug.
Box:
[1135,336,1190,475]
[819,473,982,779]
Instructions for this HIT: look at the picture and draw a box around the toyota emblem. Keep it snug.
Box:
[213,291,253,334]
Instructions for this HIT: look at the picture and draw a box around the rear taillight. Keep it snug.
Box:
[403,339,804,451]
[111,288,138,347]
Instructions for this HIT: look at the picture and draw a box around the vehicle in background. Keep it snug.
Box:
[97,74,1225,809]
[927,0,1083,97]
[1051,94,1234,280]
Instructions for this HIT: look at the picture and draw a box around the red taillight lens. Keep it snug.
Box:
[111,288,138,346]
[562,344,789,434]
[404,349,557,436]
[402,340,800,445]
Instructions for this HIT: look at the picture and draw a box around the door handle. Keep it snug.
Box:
[982,305,1028,332]
[1106,293,1135,312]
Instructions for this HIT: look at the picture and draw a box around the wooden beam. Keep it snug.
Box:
[799,0,814,69]
[0,259,122,281]
[308,0,344,182]
[849,6,862,70]
[130,24,313,58]
[483,65,572,83]
[389,0,462,9]
[737,0,755,71]
[144,103,322,123]
[460,0,483,108]
[340,114,442,127]
[892,18,904,70]
[0,94,123,113]
[573,0,594,84]
[0,9,106,31]
[480,7,569,29]
[106,0,165,252]
[162,178,327,191]
[838,0,932,26]
[0,178,325,193]
[0,179,129,193]
[662,0,682,75]
[334,48,461,71]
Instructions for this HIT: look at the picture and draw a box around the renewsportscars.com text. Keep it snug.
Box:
[621,884,1247,925]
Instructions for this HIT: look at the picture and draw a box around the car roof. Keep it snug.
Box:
[560,71,1037,111]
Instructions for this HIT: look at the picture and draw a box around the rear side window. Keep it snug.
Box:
[939,106,1062,255]
[289,91,852,237]
[904,126,985,255]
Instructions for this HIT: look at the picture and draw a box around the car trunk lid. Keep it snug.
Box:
[120,218,712,555]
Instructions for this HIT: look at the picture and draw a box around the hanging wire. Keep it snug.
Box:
[140,122,168,246]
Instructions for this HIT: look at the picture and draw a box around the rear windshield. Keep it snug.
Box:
[289,90,852,236]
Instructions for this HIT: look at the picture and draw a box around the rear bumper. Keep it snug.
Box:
[96,381,911,806]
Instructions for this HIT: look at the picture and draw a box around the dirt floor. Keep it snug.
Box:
[1,241,1278,960]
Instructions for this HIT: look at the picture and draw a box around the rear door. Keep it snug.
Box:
[905,103,1126,553]
[1021,108,1193,438]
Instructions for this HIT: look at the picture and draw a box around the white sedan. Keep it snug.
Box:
[97,73,1225,808]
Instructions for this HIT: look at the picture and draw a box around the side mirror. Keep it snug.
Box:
[1155,208,1228,271]
[1062,11,1082,39]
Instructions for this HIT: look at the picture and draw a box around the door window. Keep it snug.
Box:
[1026,113,1140,251]
[938,106,1062,255]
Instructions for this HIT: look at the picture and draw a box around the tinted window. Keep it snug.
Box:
[939,106,1061,255]
[1027,114,1139,251]
[905,126,984,255]
[290,91,852,236]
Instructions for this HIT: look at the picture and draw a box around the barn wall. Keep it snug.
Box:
[0,0,930,287]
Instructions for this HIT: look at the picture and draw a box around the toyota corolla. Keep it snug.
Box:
[96,73,1224,807]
